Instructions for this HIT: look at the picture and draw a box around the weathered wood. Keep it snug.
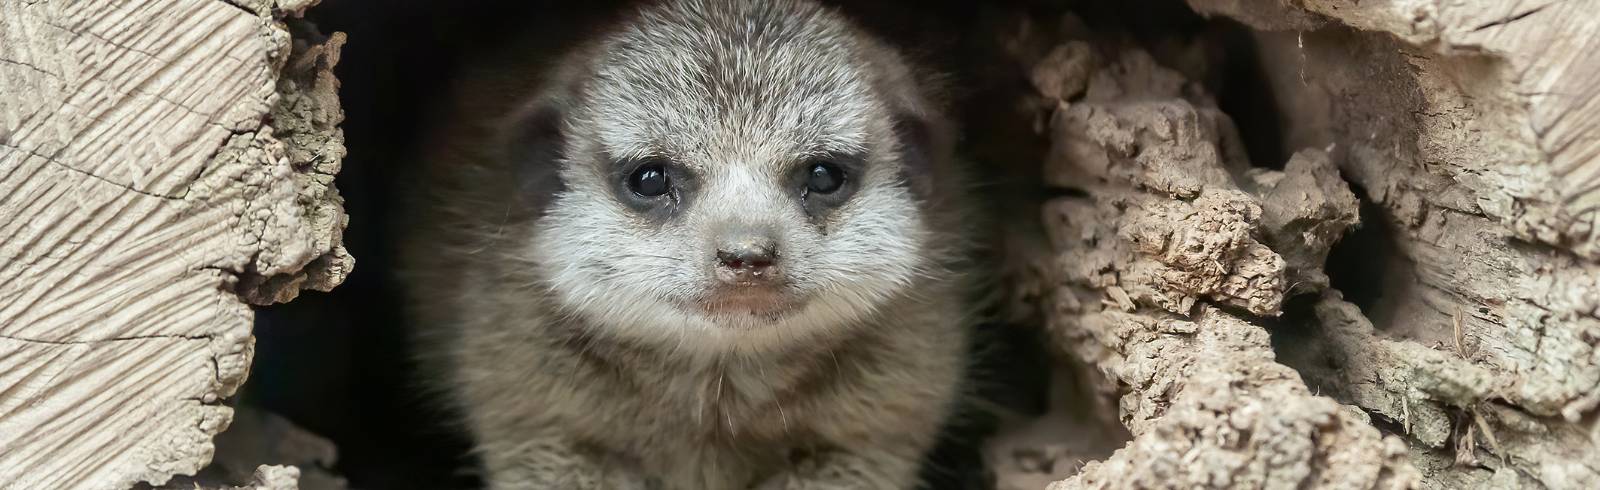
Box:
[1015,42,1417,488]
[1193,1,1600,486]
[0,0,347,488]
[997,0,1600,488]
[1275,0,1600,254]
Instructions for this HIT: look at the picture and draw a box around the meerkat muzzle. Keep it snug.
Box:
[712,226,783,286]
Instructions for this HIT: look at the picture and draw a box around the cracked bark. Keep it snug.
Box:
[984,1,1600,489]
[0,1,347,489]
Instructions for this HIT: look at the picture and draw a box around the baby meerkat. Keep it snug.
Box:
[401,0,976,488]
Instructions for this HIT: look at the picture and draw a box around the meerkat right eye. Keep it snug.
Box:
[805,162,845,195]
[628,163,671,197]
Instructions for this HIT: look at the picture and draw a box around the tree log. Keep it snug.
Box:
[0,1,348,489]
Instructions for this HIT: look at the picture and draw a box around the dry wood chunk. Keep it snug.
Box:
[0,0,347,488]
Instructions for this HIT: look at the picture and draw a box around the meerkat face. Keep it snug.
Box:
[514,0,946,351]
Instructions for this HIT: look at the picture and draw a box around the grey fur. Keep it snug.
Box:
[401,1,975,488]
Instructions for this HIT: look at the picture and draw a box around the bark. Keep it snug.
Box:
[988,1,1600,489]
[0,0,348,489]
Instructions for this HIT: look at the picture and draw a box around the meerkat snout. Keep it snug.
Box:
[714,233,779,280]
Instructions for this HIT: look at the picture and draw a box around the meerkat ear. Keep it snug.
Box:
[892,110,951,201]
[893,113,934,198]
[503,99,569,218]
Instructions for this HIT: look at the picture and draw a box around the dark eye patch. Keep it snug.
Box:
[611,155,695,221]
[794,152,864,219]
[805,161,846,194]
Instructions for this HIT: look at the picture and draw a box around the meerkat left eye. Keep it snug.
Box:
[628,163,671,197]
[805,162,845,194]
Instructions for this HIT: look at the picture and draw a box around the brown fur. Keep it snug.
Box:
[400,1,976,488]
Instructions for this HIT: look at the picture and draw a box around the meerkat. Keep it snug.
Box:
[400,0,977,488]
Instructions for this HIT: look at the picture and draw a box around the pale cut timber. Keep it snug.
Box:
[0,0,348,489]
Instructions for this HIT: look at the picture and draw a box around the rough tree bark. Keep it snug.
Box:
[0,1,348,489]
[988,1,1600,489]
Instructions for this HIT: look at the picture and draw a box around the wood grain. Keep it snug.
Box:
[0,0,347,488]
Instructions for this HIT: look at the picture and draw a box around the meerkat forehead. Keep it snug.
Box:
[581,0,878,169]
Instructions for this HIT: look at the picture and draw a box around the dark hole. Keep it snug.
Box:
[1325,182,1408,325]
[921,321,1055,490]
[255,1,1017,488]
[1211,20,1289,169]
[247,0,1267,489]
[1045,186,1092,200]
[1076,1,1288,169]
[1077,0,1210,39]
[1264,293,1339,390]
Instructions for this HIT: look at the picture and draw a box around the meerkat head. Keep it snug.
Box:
[503,0,954,352]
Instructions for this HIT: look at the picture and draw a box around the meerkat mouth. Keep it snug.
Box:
[696,287,802,318]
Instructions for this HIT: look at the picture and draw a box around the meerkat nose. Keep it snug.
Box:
[715,236,779,281]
